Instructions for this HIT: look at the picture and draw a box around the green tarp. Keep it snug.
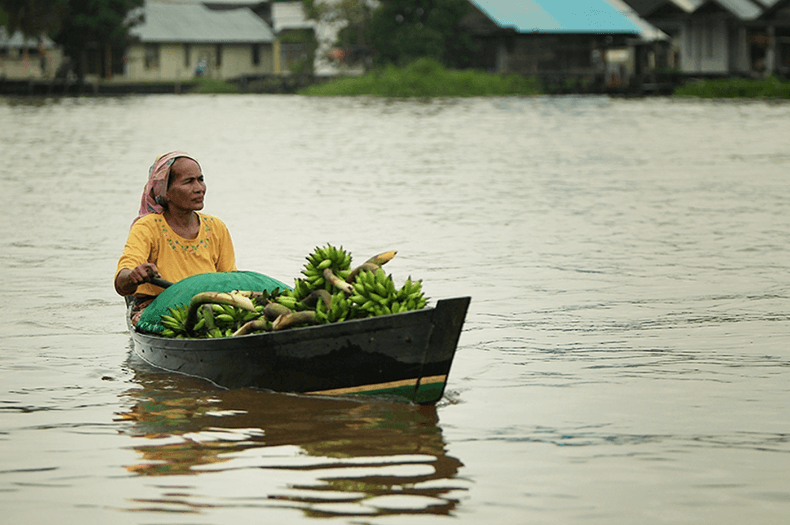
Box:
[137,271,290,334]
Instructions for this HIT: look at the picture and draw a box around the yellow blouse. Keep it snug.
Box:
[116,213,237,296]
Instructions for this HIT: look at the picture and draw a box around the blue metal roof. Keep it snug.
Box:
[471,0,643,34]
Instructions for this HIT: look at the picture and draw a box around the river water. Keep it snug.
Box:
[1,94,789,524]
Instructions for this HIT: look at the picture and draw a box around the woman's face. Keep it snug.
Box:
[166,158,205,212]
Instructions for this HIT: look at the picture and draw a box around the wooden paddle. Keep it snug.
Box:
[150,277,174,289]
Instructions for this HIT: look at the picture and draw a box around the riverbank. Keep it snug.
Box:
[0,59,545,98]
[3,65,789,99]
[673,75,790,99]
[0,75,310,96]
[299,58,543,97]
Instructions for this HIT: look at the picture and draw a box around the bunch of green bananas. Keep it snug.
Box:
[349,268,427,317]
[160,304,189,337]
[196,301,264,338]
[297,244,352,295]
[156,244,428,338]
[159,291,266,338]
[314,290,353,324]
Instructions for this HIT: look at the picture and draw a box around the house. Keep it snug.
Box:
[624,0,790,77]
[624,0,695,70]
[0,27,63,80]
[191,0,318,74]
[757,0,790,77]
[271,1,317,74]
[124,1,276,82]
[461,0,666,87]
[681,0,762,75]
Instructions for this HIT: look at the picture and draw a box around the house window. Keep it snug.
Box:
[252,44,260,66]
[145,44,160,69]
[216,44,222,67]
[184,44,191,67]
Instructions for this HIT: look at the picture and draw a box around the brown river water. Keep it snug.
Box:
[1,94,789,524]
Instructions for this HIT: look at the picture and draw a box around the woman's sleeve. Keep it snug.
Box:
[215,219,237,272]
[116,221,155,277]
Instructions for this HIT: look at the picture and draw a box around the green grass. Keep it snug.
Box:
[299,58,542,97]
[674,76,790,99]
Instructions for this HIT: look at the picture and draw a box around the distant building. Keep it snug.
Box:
[125,1,276,82]
[271,1,317,74]
[460,0,666,87]
[623,0,790,77]
[763,0,790,77]
[0,28,63,80]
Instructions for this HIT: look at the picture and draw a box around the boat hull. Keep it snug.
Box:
[129,296,470,404]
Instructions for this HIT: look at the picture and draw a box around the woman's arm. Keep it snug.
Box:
[114,263,161,296]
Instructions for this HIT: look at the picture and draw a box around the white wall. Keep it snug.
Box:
[125,42,274,81]
[681,16,729,74]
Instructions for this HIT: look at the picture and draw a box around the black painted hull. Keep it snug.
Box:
[129,296,470,404]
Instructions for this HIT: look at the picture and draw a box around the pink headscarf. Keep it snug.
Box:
[133,151,201,224]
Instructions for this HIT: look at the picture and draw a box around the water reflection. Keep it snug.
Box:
[117,351,467,517]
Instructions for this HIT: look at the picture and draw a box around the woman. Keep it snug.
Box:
[114,152,237,298]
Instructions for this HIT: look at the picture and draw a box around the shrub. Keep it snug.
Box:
[674,76,790,99]
[300,58,542,97]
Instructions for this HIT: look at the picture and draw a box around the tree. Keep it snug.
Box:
[53,0,143,79]
[369,0,476,68]
[301,0,376,68]
[0,0,65,39]
[0,0,142,79]
[301,0,477,70]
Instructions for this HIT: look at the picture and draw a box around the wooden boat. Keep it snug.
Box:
[128,296,470,404]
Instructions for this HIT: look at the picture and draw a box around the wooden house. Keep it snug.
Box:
[0,28,63,80]
[624,0,790,77]
[682,0,762,75]
[622,0,695,70]
[271,1,317,74]
[124,1,276,82]
[759,0,790,77]
[460,0,665,87]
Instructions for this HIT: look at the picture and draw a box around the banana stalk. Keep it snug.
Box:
[345,261,381,283]
[272,310,317,331]
[301,289,332,309]
[323,268,355,294]
[233,318,270,336]
[365,250,397,266]
[263,302,293,321]
[186,291,257,333]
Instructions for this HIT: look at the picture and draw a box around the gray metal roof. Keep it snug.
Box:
[752,0,782,7]
[607,0,669,39]
[624,0,782,19]
[272,2,315,33]
[0,27,56,48]
[760,0,790,17]
[621,0,670,14]
[700,0,763,20]
[130,2,275,43]
[150,0,265,6]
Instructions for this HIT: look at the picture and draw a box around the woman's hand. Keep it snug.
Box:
[115,263,161,296]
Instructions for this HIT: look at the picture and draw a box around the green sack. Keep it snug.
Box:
[137,271,290,334]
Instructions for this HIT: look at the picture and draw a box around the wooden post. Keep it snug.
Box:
[766,25,776,76]
[105,44,113,80]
